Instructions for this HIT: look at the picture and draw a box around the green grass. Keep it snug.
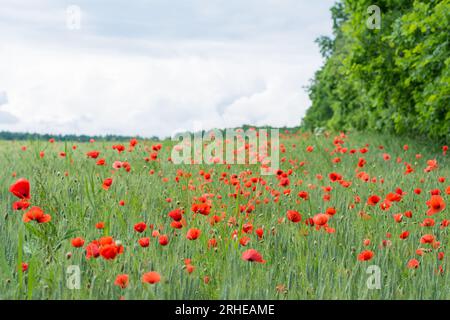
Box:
[0,130,448,299]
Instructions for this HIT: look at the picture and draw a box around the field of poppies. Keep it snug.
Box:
[0,130,448,300]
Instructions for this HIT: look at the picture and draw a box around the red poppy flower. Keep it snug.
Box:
[242,223,253,234]
[430,189,441,196]
[152,230,160,238]
[100,244,119,260]
[357,158,366,168]
[239,236,251,246]
[171,221,183,229]
[426,195,445,216]
[12,199,30,210]
[312,213,328,226]
[114,274,129,289]
[152,144,162,151]
[242,249,266,263]
[86,150,100,159]
[9,178,31,200]
[71,237,85,248]
[142,271,161,284]
[22,206,51,224]
[100,236,114,246]
[393,213,402,223]
[168,208,183,221]
[399,231,410,239]
[329,172,343,182]
[85,242,100,259]
[386,193,402,202]
[112,144,126,153]
[286,210,302,223]
[420,234,435,244]
[102,178,113,190]
[191,203,211,216]
[279,177,290,187]
[134,222,147,233]
[420,218,435,227]
[129,138,138,147]
[138,237,150,247]
[186,228,201,240]
[367,195,381,206]
[185,264,195,274]
[297,191,309,200]
[357,250,374,261]
[255,228,264,239]
[159,235,169,246]
[325,207,336,216]
[407,259,420,269]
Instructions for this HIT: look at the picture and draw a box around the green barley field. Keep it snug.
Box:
[0,130,448,300]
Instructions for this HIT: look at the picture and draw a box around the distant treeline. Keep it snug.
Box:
[0,125,301,142]
[0,131,159,142]
[304,0,449,142]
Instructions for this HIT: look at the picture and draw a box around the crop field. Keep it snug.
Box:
[0,131,448,300]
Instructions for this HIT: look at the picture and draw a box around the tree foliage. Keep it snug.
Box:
[303,0,449,142]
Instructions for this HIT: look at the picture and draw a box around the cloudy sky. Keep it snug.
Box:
[0,0,334,138]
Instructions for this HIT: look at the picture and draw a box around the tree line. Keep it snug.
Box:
[303,0,449,143]
[0,131,158,142]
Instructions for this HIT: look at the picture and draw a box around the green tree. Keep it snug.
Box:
[304,0,449,142]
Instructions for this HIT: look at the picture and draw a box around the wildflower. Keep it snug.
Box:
[168,209,183,221]
[407,259,420,269]
[86,151,100,159]
[71,237,85,248]
[23,206,51,224]
[102,178,113,190]
[367,195,381,206]
[134,222,147,233]
[286,210,302,223]
[9,178,31,200]
[426,195,445,216]
[114,274,129,289]
[186,228,201,240]
[313,213,328,226]
[142,271,161,284]
[138,237,150,247]
[357,250,374,261]
[242,249,266,263]
[159,235,169,246]
[420,234,435,244]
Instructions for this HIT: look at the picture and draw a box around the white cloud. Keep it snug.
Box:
[0,0,333,137]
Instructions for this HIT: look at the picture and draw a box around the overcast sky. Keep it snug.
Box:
[0,0,334,138]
